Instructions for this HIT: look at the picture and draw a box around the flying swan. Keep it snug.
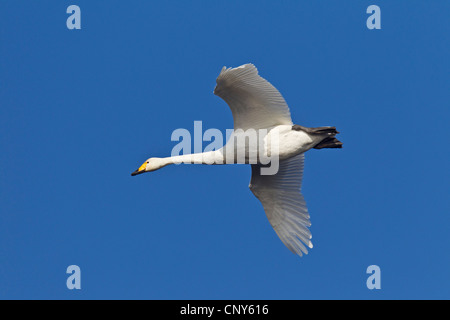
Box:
[132,64,342,257]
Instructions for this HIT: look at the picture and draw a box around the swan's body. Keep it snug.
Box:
[132,64,342,257]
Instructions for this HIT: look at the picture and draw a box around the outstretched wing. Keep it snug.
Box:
[214,64,293,130]
[249,153,312,256]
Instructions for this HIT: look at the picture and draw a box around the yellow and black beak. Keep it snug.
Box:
[131,162,147,176]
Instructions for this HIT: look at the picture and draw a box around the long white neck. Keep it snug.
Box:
[160,150,224,167]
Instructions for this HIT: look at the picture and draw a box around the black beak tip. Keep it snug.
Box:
[131,170,142,176]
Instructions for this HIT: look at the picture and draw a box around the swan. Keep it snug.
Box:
[132,64,342,257]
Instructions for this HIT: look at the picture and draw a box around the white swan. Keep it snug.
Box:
[132,64,342,257]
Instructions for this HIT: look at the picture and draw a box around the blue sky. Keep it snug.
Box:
[1,1,449,299]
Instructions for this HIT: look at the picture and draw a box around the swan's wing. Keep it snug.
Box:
[214,64,293,130]
[249,153,312,256]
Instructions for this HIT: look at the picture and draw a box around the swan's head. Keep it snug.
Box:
[131,158,165,176]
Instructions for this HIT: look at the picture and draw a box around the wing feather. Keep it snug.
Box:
[249,153,312,257]
[214,64,293,130]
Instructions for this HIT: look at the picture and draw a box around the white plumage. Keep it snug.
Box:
[250,153,311,256]
[132,63,342,257]
[214,65,293,130]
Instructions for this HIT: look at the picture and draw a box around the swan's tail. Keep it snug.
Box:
[292,125,343,149]
[313,136,343,149]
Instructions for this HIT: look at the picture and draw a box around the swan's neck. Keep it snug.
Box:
[161,150,223,167]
